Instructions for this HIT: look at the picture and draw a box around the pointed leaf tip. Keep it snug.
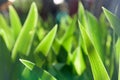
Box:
[9,5,22,39]
[103,7,120,36]
[11,2,38,61]
[19,59,35,70]
[34,25,57,56]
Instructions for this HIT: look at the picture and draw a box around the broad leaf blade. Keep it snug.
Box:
[72,47,86,75]
[79,4,105,60]
[118,51,120,80]
[79,21,110,80]
[9,5,22,39]
[52,38,61,54]
[85,11,104,60]
[20,59,56,80]
[103,7,120,80]
[0,14,11,32]
[103,7,120,36]
[116,38,120,65]
[11,2,38,61]
[62,37,73,53]
[78,22,89,55]
[0,14,14,50]
[19,59,35,70]
[116,38,120,80]
[34,25,57,56]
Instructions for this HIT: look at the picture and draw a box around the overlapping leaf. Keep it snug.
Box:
[0,14,14,50]
[79,21,110,80]
[9,5,22,40]
[72,47,86,75]
[78,2,86,26]
[78,2,105,60]
[116,38,120,80]
[11,2,38,61]
[103,7,120,36]
[85,11,104,60]
[34,25,57,56]
[34,25,57,67]
[118,60,120,80]
[103,7,120,80]
[20,59,57,80]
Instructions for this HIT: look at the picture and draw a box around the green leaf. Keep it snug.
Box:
[116,38,120,80]
[117,49,120,80]
[103,7,120,36]
[61,16,76,52]
[40,69,56,80]
[19,59,35,70]
[20,59,57,80]
[103,7,120,80]
[0,14,11,32]
[72,47,86,75]
[9,5,22,39]
[34,25,57,56]
[52,38,61,54]
[0,14,14,50]
[85,11,104,60]
[78,22,89,55]
[79,4,105,60]
[21,68,33,80]
[11,2,38,61]
[78,2,86,26]
[116,38,120,65]
[62,37,73,53]
[79,21,110,80]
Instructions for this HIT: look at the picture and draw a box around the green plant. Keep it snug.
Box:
[78,3,110,80]
[0,1,120,80]
[0,2,57,80]
[103,7,120,80]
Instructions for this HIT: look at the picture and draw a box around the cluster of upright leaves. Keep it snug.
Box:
[0,2,57,80]
[12,3,86,79]
[78,2,110,80]
[0,2,83,80]
[103,7,120,80]
[1,1,120,80]
[44,13,87,79]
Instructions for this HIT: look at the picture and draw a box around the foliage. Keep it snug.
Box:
[0,1,120,80]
